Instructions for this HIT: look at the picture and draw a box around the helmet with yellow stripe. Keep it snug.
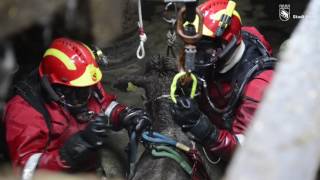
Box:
[189,0,243,76]
[39,38,102,87]
[197,0,242,44]
[39,38,104,119]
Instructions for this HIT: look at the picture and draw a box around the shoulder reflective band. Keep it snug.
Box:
[104,101,119,125]
[170,71,197,103]
[21,153,42,180]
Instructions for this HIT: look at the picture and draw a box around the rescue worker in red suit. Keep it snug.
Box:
[4,38,151,172]
[172,0,276,162]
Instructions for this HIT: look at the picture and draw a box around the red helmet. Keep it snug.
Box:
[39,38,102,87]
[196,0,242,44]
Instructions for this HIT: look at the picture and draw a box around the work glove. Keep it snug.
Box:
[80,115,108,147]
[172,97,219,145]
[59,115,108,169]
[120,108,152,134]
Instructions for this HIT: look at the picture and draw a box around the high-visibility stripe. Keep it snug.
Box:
[43,48,77,70]
[69,64,102,87]
[185,9,242,37]
[22,153,42,180]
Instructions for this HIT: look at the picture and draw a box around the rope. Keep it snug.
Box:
[202,147,221,165]
[166,29,176,58]
[128,131,138,179]
[142,131,191,152]
[141,131,210,179]
[136,0,147,59]
[163,2,177,58]
[151,145,193,175]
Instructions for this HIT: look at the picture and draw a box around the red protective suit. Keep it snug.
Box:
[199,28,275,161]
[4,82,126,171]
[200,70,273,160]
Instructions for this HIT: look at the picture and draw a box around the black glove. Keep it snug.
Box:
[120,108,151,133]
[172,97,202,130]
[59,116,108,169]
[80,115,108,147]
[172,97,219,145]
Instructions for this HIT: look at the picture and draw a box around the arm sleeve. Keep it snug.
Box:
[4,99,70,172]
[95,82,127,130]
[205,70,274,160]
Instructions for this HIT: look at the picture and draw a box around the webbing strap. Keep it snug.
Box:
[15,71,52,149]
[151,145,192,175]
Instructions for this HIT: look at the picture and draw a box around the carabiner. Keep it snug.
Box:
[170,71,198,104]
[176,6,203,44]
[163,2,178,25]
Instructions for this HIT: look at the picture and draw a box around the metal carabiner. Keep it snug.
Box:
[176,5,203,44]
[163,2,178,25]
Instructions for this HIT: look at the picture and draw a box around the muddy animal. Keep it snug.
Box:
[115,55,223,180]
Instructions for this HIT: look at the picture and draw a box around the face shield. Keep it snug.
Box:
[194,37,223,78]
[53,85,94,122]
[194,35,238,78]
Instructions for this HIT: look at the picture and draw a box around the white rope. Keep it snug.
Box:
[136,0,147,59]
[202,147,221,165]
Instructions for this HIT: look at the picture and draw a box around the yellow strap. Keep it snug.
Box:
[170,72,197,104]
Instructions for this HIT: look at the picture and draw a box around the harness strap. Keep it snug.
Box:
[151,145,192,175]
[15,73,52,149]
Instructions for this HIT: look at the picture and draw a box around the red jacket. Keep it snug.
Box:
[200,70,273,160]
[4,83,125,171]
[199,27,275,160]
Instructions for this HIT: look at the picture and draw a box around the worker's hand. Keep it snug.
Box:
[172,97,219,144]
[59,115,109,169]
[171,97,201,130]
[80,115,108,147]
[120,108,152,134]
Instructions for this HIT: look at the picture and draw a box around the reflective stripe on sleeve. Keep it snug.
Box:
[21,153,42,180]
[104,101,119,124]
